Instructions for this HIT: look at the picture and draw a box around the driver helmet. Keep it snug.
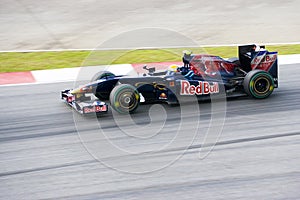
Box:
[252,44,261,52]
[183,50,192,56]
[168,64,179,72]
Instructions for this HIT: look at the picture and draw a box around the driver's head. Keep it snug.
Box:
[168,64,179,72]
[252,44,261,51]
[183,50,192,56]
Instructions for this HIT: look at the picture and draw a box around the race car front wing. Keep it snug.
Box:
[61,89,108,115]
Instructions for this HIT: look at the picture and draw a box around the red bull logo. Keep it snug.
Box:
[83,105,107,113]
[180,80,219,95]
[252,54,277,65]
[251,53,277,71]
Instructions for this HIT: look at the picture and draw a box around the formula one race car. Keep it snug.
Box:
[61,44,278,114]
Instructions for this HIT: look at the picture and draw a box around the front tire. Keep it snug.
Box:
[243,70,274,99]
[91,71,115,82]
[109,84,140,114]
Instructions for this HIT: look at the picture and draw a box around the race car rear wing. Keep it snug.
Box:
[239,45,278,87]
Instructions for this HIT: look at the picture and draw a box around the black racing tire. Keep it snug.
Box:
[243,70,274,99]
[91,71,115,82]
[109,84,140,114]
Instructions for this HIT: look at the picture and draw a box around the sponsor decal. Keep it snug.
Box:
[251,53,277,71]
[180,80,219,95]
[159,92,167,100]
[84,105,107,113]
[67,96,75,103]
[99,105,107,112]
[252,54,277,65]
[169,81,175,87]
[84,107,95,113]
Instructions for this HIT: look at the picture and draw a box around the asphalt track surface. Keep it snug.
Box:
[0,63,299,199]
[1,0,300,51]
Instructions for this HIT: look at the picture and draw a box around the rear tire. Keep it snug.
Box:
[243,70,274,99]
[109,84,140,114]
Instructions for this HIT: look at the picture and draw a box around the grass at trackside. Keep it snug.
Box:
[1,44,300,73]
